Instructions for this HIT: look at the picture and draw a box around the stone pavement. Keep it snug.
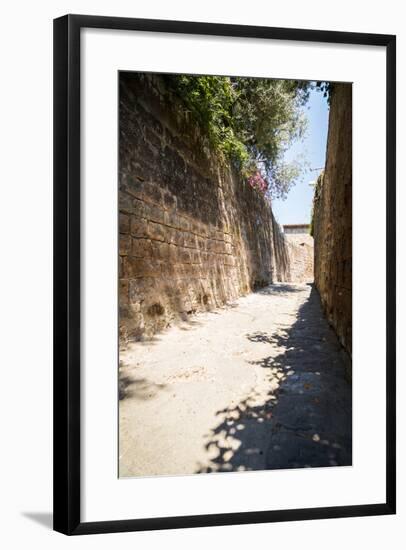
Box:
[119,283,352,477]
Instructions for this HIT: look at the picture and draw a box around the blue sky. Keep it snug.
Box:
[272,87,329,226]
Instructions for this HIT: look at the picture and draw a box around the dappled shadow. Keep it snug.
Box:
[246,331,274,345]
[178,319,203,331]
[257,283,309,296]
[196,285,352,473]
[137,335,162,346]
[119,364,166,401]
[132,316,204,346]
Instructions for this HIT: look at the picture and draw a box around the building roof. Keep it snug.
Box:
[283,224,310,228]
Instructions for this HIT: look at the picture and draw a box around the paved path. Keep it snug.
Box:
[119,283,352,477]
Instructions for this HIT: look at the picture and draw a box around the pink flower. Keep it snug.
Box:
[247,171,269,195]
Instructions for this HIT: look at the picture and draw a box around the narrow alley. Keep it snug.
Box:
[119,282,351,477]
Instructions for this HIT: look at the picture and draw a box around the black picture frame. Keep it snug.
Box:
[53,14,396,536]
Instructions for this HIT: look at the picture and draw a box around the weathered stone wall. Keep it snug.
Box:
[285,233,314,283]
[119,73,290,343]
[313,83,352,355]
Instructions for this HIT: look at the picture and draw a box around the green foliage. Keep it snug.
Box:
[165,75,248,166]
[165,75,313,199]
[315,81,333,105]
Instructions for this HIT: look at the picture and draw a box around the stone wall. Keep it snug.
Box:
[313,83,352,356]
[119,73,290,343]
[284,233,314,283]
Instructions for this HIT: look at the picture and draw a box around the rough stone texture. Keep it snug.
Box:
[119,73,290,343]
[119,283,351,477]
[313,83,352,357]
[285,233,314,283]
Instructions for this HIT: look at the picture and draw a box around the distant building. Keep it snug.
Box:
[283,224,310,235]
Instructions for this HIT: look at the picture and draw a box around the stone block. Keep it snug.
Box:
[148,221,167,242]
[178,248,191,264]
[162,190,177,211]
[151,241,169,260]
[184,233,198,249]
[119,234,131,256]
[129,278,154,304]
[131,238,153,258]
[143,181,163,205]
[145,127,162,150]
[119,279,129,305]
[171,230,184,247]
[125,178,145,200]
[190,251,202,265]
[143,202,165,225]
[165,211,181,230]
[131,198,145,218]
[125,257,159,279]
[130,217,149,238]
[119,192,134,214]
[119,213,130,234]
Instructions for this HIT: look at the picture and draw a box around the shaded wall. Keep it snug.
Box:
[119,74,289,343]
[313,83,352,355]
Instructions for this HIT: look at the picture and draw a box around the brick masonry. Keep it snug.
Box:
[119,73,293,343]
[313,83,352,356]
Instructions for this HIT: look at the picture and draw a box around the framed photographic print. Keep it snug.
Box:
[53,14,396,535]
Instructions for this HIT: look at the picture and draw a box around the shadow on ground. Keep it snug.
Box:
[197,284,352,473]
[256,283,307,296]
[119,361,167,401]
[22,512,53,530]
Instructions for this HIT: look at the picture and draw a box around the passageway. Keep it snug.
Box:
[119,283,352,477]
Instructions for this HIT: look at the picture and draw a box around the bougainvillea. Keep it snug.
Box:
[165,75,316,199]
[247,171,268,195]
